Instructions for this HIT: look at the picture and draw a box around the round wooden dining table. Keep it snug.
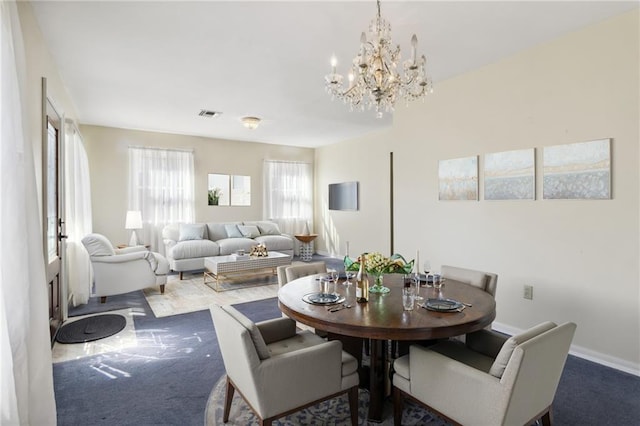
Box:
[278,274,496,423]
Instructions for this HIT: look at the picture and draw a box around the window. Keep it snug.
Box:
[263,160,312,236]
[128,147,194,251]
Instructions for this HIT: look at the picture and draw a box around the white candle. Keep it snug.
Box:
[416,250,420,273]
[346,241,350,257]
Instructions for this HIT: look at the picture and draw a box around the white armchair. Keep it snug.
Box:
[392,321,576,426]
[211,304,359,426]
[81,233,169,303]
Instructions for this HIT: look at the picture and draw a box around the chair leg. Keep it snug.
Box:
[160,284,165,294]
[179,271,183,280]
[348,386,359,426]
[260,419,272,426]
[541,408,553,426]
[392,386,403,426]
[100,296,107,304]
[223,377,235,423]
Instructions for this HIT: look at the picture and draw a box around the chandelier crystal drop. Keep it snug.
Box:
[324,0,433,117]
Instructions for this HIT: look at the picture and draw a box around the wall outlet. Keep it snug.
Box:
[523,285,533,300]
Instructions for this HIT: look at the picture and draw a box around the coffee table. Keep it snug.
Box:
[203,252,291,292]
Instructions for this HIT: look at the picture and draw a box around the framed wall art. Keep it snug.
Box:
[438,156,478,201]
[230,175,251,206]
[208,173,252,206]
[543,139,611,200]
[484,148,535,200]
[208,174,230,206]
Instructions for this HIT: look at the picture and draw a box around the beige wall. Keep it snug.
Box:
[315,11,639,373]
[81,125,314,244]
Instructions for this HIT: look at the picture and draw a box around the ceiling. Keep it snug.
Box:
[30,1,638,148]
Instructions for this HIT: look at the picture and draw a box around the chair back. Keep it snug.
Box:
[502,322,576,425]
[285,262,327,282]
[210,305,262,406]
[441,265,498,297]
[276,265,289,287]
[81,233,115,257]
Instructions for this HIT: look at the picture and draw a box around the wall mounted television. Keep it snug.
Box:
[329,182,359,211]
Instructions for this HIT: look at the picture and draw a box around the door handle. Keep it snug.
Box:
[58,233,68,241]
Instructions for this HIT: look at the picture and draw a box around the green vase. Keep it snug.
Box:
[369,273,390,294]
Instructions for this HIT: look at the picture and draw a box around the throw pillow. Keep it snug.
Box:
[238,225,260,238]
[179,223,205,241]
[489,321,556,378]
[257,222,281,235]
[225,224,243,238]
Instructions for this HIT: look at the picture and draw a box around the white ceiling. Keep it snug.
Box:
[30,1,638,148]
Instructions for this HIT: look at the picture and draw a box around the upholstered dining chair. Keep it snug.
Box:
[392,321,576,426]
[441,265,498,297]
[280,262,329,329]
[211,304,359,426]
[441,265,498,334]
[276,265,289,287]
[283,261,328,284]
[81,233,169,303]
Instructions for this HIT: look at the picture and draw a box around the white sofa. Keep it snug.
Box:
[162,221,294,278]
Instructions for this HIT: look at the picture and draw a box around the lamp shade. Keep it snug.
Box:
[125,211,142,230]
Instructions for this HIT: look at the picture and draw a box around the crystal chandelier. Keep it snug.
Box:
[325,0,433,117]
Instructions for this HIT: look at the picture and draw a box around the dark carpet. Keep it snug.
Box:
[56,314,126,343]
[54,256,640,426]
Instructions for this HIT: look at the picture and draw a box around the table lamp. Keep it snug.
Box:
[125,210,143,246]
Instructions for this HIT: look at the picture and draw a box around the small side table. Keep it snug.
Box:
[294,234,318,262]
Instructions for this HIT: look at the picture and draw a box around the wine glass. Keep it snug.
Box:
[423,260,432,288]
[412,272,424,303]
[328,269,339,294]
[344,270,355,286]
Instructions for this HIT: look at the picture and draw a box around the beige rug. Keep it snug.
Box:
[143,265,306,317]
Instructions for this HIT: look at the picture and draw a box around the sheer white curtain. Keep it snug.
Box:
[263,160,313,254]
[1,1,57,423]
[65,121,92,306]
[128,147,195,254]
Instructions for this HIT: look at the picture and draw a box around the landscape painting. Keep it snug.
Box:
[543,139,611,199]
[438,156,478,201]
[484,148,535,200]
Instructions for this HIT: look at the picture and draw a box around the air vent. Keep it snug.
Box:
[198,109,222,118]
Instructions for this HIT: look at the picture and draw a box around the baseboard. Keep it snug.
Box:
[492,321,640,377]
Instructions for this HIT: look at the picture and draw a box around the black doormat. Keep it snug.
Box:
[56,314,126,344]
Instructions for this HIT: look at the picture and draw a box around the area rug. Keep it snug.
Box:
[143,273,280,317]
[53,294,640,426]
[55,313,126,343]
[204,375,448,425]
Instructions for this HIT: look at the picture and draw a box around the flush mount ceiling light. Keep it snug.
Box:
[325,0,433,118]
[241,116,261,130]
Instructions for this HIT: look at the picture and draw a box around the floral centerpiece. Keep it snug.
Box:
[344,252,414,293]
